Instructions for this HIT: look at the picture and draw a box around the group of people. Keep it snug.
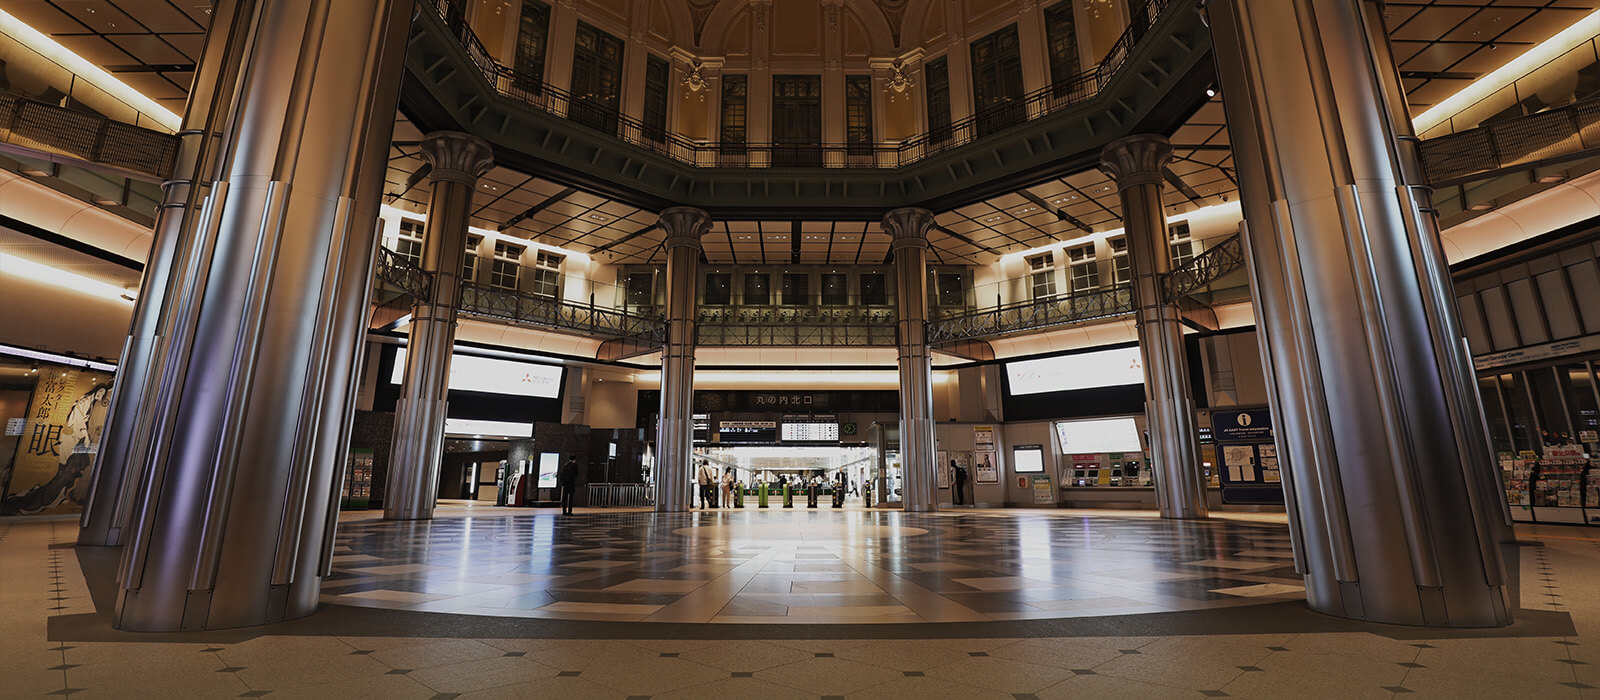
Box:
[696,461,864,509]
[696,461,740,509]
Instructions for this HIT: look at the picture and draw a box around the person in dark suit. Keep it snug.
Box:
[557,457,580,515]
[951,460,968,506]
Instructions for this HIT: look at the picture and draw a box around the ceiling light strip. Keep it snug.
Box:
[1413,9,1600,134]
[0,9,182,132]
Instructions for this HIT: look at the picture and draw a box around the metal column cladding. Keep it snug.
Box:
[107,0,412,631]
[882,207,938,513]
[1100,134,1208,520]
[1208,0,1515,627]
[385,132,494,522]
[655,207,711,512]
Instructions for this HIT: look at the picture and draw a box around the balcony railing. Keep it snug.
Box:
[1164,233,1244,303]
[458,281,665,343]
[374,247,432,299]
[1420,95,1600,186]
[0,90,179,181]
[696,307,898,346]
[418,0,1171,170]
[927,286,1135,344]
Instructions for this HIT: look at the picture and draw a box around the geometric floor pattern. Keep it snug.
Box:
[323,507,1307,623]
[7,510,1599,698]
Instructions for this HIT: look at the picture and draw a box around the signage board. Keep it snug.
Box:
[1004,346,1144,395]
[392,349,563,398]
[1031,475,1055,504]
[1012,444,1045,473]
[1211,409,1273,443]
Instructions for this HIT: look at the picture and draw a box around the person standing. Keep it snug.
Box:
[951,459,968,506]
[557,456,580,515]
[696,460,717,509]
[721,467,736,509]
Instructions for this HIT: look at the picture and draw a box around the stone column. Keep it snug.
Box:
[110,0,410,631]
[655,207,710,512]
[1208,0,1514,627]
[384,132,494,521]
[883,208,937,512]
[1100,134,1208,520]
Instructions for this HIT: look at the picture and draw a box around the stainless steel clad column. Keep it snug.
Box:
[1100,135,1208,520]
[882,208,937,512]
[385,132,494,521]
[1207,0,1514,626]
[111,0,410,632]
[77,0,253,547]
[655,207,710,513]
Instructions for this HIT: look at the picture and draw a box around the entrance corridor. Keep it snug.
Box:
[1,508,1592,698]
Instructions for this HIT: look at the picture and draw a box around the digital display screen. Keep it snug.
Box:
[1013,445,1045,473]
[719,421,777,443]
[781,421,839,442]
[1005,347,1144,396]
[1055,418,1143,454]
[392,349,563,398]
[443,418,534,438]
[537,453,560,489]
[693,414,710,443]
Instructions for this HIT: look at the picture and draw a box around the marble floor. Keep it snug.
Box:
[321,506,1307,623]
[5,507,1598,698]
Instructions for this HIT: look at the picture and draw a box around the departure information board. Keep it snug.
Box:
[781,416,839,442]
[719,420,777,443]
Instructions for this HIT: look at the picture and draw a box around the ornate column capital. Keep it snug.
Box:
[659,206,711,249]
[882,207,935,249]
[419,131,494,186]
[1099,134,1173,188]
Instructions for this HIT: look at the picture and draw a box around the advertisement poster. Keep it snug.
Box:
[1222,445,1257,483]
[973,425,995,449]
[936,450,950,489]
[1031,475,1055,504]
[0,367,114,516]
[974,448,999,483]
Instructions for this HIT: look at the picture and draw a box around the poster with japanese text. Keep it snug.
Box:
[0,367,114,516]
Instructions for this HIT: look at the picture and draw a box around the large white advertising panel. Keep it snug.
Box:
[1005,347,1143,396]
[1054,417,1143,454]
[392,349,563,398]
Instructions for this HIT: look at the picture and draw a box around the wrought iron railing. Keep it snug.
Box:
[417,0,1171,169]
[0,91,179,180]
[458,281,666,343]
[374,247,432,299]
[1164,233,1245,302]
[927,286,1135,344]
[1420,95,1600,186]
[695,307,898,346]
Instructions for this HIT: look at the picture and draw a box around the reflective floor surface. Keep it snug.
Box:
[7,508,1596,698]
[321,507,1306,623]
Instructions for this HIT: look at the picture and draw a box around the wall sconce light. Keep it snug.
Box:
[682,62,709,99]
[886,62,913,101]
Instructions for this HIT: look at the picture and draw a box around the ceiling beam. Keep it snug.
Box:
[1018,191,1086,235]
[502,186,578,231]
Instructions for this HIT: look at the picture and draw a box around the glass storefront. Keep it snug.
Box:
[1482,359,1600,524]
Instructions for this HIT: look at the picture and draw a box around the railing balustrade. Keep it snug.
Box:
[416,0,1172,170]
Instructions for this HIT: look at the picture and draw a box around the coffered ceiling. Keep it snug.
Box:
[1,0,1590,266]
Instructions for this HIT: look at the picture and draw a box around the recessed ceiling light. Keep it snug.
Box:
[588,213,609,221]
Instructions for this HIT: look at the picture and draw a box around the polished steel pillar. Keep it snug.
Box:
[1208,0,1514,626]
[883,208,937,512]
[111,0,410,631]
[655,207,709,513]
[1100,135,1208,520]
[385,132,493,521]
[77,0,252,547]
